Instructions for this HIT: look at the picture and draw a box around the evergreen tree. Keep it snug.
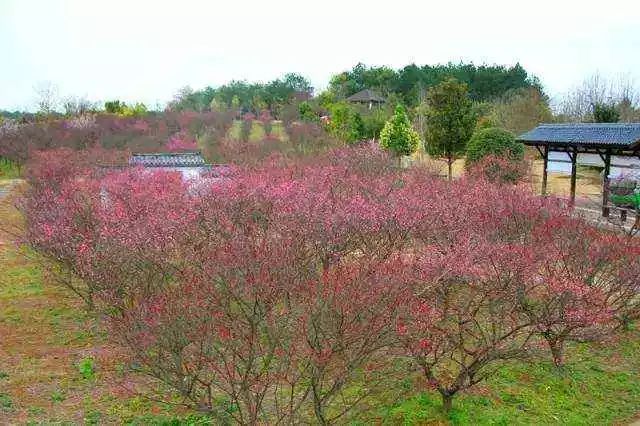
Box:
[424,78,476,180]
[380,104,421,157]
[593,103,620,123]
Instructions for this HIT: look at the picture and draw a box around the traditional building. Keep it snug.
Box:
[518,123,640,216]
[346,89,385,110]
[129,151,216,180]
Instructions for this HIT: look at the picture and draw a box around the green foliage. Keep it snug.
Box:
[466,127,524,165]
[240,119,252,143]
[0,157,21,179]
[230,95,241,110]
[209,97,226,113]
[84,409,103,425]
[170,86,215,112]
[104,100,147,117]
[362,107,391,140]
[380,105,421,156]
[593,103,620,123]
[0,393,13,412]
[298,101,317,122]
[424,78,476,176]
[328,102,365,143]
[51,390,66,403]
[128,102,148,117]
[78,357,96,380]
[171,73,313,115]
[328,62,541,107]
[104,100,126,114]
[248,121,266,142]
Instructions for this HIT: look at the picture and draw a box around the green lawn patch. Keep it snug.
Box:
[380,335,640,425]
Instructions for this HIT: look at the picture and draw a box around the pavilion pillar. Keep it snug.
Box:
[541,145,549,196]
[602,150,611,217]
[569,147,578,207]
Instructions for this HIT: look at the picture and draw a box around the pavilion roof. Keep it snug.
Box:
[518,123,640,150]
[346,89,385,103]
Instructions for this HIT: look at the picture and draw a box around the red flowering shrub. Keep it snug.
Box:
[523,216,640,367]
[397,240,538,412]
[20,144,640,417]
[466,154,529,184]
[166,131,198,151]
[0,111,235,164]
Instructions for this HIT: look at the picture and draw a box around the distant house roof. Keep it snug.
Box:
[518,123,640,149]
[129,152,210,168]
[346,89,385,103]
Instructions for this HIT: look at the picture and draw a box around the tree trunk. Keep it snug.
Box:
[313,398,328,426]
[440,391,454,413]
[311,381,328,425]
[447,158,453,181]
[548,338,565,369]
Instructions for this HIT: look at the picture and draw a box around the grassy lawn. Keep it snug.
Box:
[379,336,640,425]
[1,185,639,425]
[0,158,21,180]
[227,120,288,143]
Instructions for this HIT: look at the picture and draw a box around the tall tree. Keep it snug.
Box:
[424,78,476,180]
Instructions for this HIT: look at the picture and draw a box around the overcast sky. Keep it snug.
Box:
[1,0,639,111]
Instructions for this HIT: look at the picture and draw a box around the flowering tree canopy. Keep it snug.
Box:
[20,144,640,418]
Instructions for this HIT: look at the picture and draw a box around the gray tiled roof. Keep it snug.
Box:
[346,89,385,103]
[518,123,640,148]
[129,152,209,168]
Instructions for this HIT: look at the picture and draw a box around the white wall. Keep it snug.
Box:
[548,151,640,178]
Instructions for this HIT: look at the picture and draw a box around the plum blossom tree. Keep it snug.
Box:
[522,216,640,367]
[19,143,640,421]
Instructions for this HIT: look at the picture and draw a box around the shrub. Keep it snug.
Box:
[466,127,524,165]
[20,144,640,418]
[298,101,317,122]
[327,102,365,143]
[523,216,640,367]
[593,102,620,123]
[166,131,198,151]
[379,105,420,157]
[78,357,96,380]
[467,154,528,184]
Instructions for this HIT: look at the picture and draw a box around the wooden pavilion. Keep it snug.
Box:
[346,89,385,110]
[517,123,640,216]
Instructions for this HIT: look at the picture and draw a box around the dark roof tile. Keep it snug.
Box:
[129,152,209,168]
[518,123,640,148]
[346,89,385,103]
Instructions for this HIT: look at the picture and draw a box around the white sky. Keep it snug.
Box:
[1,0,639,111]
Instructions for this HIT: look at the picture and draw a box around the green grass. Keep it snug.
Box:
[249,121,265,142]
[228,120,242,141]
[0,157,21,179]
[270,121,288,142]
[227,120,288,143]
[380,336,640,425]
